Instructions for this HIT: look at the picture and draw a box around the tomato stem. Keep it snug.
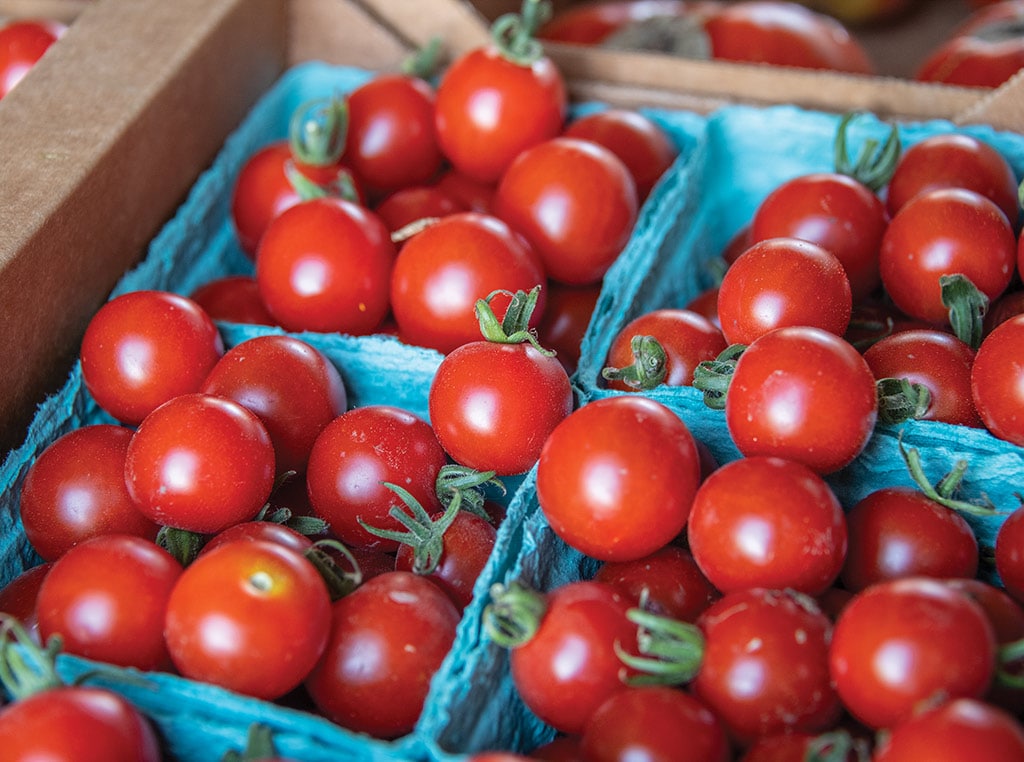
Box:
[221,723,280,762]
[834,111,901,192]
[941,273,989,351]
[156,525,206,567]
[601,334,668,390]
[875,376,932,425]
[402,36,446,80]
[491,0,551,66]
[289,96,348,168]
[0,616,64,701]
[692,343,746,410]
[483,581,546,647]
[306,538,363,600]
[435,464,505,522]
[806,730,871,762]
[898,436,1005,517]
[615,606,704,686]
[476,286,554,355]
[284,160,360,204]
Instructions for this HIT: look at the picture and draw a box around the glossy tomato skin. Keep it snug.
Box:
[0,562,53,643]
[304,570,460,739]
[537,281,602,375]
[537,0,694,44]
[830,576,997,730]
[429,341,573,476]
[189,274,278,325]
[125,393,276,534]
[580,686,730,762]
[198,519,314,558]
[716,237,853,345]
[0,19,65,99]
[374,185,466,234]
[305,405,448,551]
[343,73,443,196]
[840,487,979,592]
[200,334,348,475]
[879,188,1016,325]
[434,45,567,184]
[726,326,878,474]
[432,168,497,214]
[494,137,638,286]
[255,197,396,334]
[80,290,224,426]
[972,314,1024,445]
[995,505,1024,604]
[389,212,548,354]
[916,13,1024,88]
[537,395,701,562]
[36,534,182,671]
[749,173,889,303]
[165,539,332,700]
[688,456,847,595]
[19,424,159,561]
[0,686,162,762]
[693,588,841,743]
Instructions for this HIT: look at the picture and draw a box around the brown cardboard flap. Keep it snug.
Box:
[288,0,411,71]
[353,0,492,60]
[0,0,88,23]
[953,68,1024,134]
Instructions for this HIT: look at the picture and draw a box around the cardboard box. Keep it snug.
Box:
[0,0,1021,455]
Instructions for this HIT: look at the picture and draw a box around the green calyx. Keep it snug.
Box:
[615,605,705,686]
[0,615,64,701]
[156,525,206,567]
[490,0,552,66]
[476,285,554,355]
[898,435,1005,517]
[284,160,360,204]
[306,538,363,601]
[289,96,347,168]
[806,730,871,762]
[435,464,505,522]
[834,111,901,193]
[691,343,746,410]
[402,36,446,80]
[221,723,280,762]
[941,273,989,351]
[601,334,668,390]
[482,581,547,648]
[876,376,932,425]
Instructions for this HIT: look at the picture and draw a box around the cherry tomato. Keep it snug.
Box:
[189,275,277,326]
[916,4,1024,88]
[19,424,158,562]
[124,393,276,534]
[198,519,314,559]
[0,19,66,99]
[165,538,332,700]
[390,212,548,354]
[985,288,1024,336]
[749,173,889,303]
[873,698,1024,761]
[432,167,497,213]
[374,185,466,234]
[0,563,52,644]
[693,587,841,743]
[716,237,853,345]
[688,456,847,595]
[536,280,602,375]
[79,290,224,426]
[537,0,695,44]
[255,197,396,334]
[725,326,878,474]
[580,686,730,762]
[798,0,917,25]
[829,576,997,729]
[537,395,701,562]
[494,137,638,286]
[995,505,1024,604]
[200,334,348,476]
[563,108,678,201]
[971,313,1024,445]
[36,534,182,671]
[304,570,460,739]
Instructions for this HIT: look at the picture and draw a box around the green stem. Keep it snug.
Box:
[834,111,901,192]
[221,723,280,762]
[288,96,347,168]
[482,581,547,648]
[476,286,553,355]
[491,0,551,66]
[601,335,668,390]
[615,607,705,686]
[941,273,989,351]
[306,538,363,601]
[402,37,446,80]
[156,525,206,567]
[435,464,505,522]
[691,343,746,410]
[898,435,1004,517]
[875,376,932,425]
[0,616,64,701]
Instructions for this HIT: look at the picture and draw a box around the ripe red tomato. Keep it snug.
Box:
[873,698,1024,761]
[0,563,52,644]
[79,290,224,426]
[749,173,889,303]
[374,185,466,234]
[688,456,847,595]
[165,538,332,699]
[724,326,878,474]
[36,534,182,671]
[432,167,497,213]
[304,570,460,739]
[343,73,443,197]
[19,424,159,561]
[200,334,348,475]
[537,395,701,562]
[389,212,548,354]
[255,197,396,334]
[716,237,853,346]
[0,685,162,762]
[536,280,602,375]
[829,576,997,729]
[693,587,841,742]
[995,505,1024,604]
[189,274,277,326]
[0,19,66,99]
[493,137,638,286]
[537,0,695,44]
[124,393,276,534]
[971,314,1024,445]
[916,2,1024,88]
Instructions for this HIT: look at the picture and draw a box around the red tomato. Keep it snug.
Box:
[165,538,332,699]
[305,405,448,551]
[343,73,443,196]
[830,576,997,729]
[971,314,1024,445]
[749,173,889,303]
[199,519,313,559]
[688,455,847,594]
[433,167,497,213]
[873,698,1024,761]
[916,3,1024,88]
[304,570,460,739]
[79,290,224,426]
[563,108,678,201]
[716,237,853,345]
[724,326,878,474]
[536,280,602,375]
[537,0,695,44]
[189,274,277,326]
[603,308,727,390]
[493,137,638,286]
[255,197,396,334]
[985,288,1024,336]
[580,686,730,762]
[19,424,159,561]
[0,563,52,643]
[0,19,65,99]
[36,534,182,671]
[686,285,722,329]
[693,587,841,743]
[996,505,1024,604]
[390,212,548,354]
[125,393,276,534]
[0,685,161,762]
[374,185,466,234]
[537,395,701,562]
[863,328,981,427]
[200,334,348,475]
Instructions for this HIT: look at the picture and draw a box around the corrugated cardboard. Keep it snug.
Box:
[0,0,1021,454]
